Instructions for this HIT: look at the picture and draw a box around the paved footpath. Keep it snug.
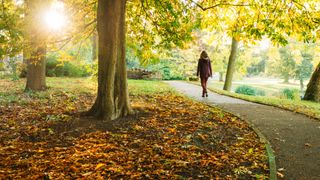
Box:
[167,81,320,180]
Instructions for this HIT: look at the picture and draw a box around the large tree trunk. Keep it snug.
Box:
[87,0,131,120]
[303,62,320,102]
[24,0,47,91]
[223,37,239,91]
[25,46,46,91]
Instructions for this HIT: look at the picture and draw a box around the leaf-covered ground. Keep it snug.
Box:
[0,78,268,179]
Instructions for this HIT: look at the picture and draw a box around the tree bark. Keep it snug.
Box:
[303,62,320,102]
[25,46,47,91]
[223,37,238,91]
[87,0,131,120]
[24,0,47,91]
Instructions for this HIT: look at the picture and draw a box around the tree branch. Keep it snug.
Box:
[189,0,250,11]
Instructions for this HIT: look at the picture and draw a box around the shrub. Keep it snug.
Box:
[46,55,91,77]
[188,76,199,81]
[235,85,256,96]
[159,67,185,80]
[235,85,266,96]
[280,88,300,100]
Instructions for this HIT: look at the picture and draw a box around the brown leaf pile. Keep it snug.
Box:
[0,81,268,179]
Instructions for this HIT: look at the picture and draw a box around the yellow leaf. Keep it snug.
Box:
[133,125,144,131]
[168,127,176,133]
[95,163,105,170]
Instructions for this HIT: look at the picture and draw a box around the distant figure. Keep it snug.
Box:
[197,51,212,97]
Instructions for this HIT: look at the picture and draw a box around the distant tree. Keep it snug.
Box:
[212,46,228,82]
[277,46,296,83]
[295,51,313,91]
[247,49,268,76]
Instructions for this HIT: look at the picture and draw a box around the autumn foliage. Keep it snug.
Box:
[0,78,268,179]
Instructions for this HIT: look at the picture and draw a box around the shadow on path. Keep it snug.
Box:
[167,81,320,180]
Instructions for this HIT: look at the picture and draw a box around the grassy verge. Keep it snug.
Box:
[128,79,175,95]
[209,80,305,95]
[0,78,268,179]
[189,81,320,120]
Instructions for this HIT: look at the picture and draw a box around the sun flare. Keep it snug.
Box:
[43,1,67,31]
[259,39,270,50]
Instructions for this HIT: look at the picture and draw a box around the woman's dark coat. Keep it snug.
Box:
[197,58,212,78]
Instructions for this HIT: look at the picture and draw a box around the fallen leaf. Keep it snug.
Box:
[278,168,285,172]
[82,172,93,176]
[277,172,285,178]
[304,143,312,147]
[95,163,106,170]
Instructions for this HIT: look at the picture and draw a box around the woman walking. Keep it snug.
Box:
[197,51,212,97]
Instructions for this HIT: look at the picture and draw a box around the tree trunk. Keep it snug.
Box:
[25,46,46,91]
[219,72,224,82]
[24,0,47,91]
[223,37,238,91]
[299,78,304,92]
[283,75,289,83]
[303,62,320,102]
[87,0,131,120]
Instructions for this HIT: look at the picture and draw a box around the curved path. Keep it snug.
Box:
[166,81,320,180]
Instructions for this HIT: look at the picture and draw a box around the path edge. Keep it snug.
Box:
[187,81,319,120]
[207,86,319,121]
[239,115,277,180]
[166,81,277,179]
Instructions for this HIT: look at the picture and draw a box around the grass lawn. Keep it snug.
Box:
[189,80,320,120]
[0,78,268,179]
[208,80,304,97]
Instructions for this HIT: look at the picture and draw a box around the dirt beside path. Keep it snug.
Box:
[167,81,320,180]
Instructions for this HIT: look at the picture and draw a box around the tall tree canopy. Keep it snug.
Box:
[195,0,319,99]
[2,0,320,116]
